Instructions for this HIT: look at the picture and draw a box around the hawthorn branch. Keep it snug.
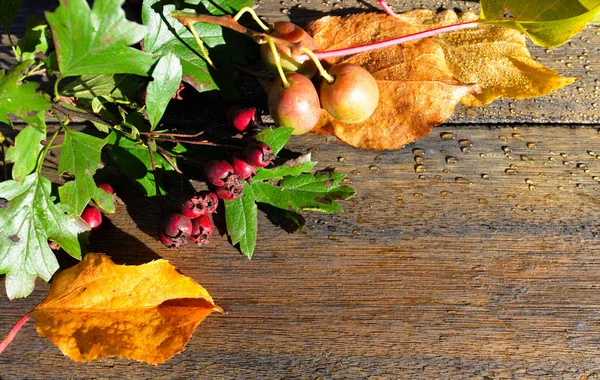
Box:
[51,103,112,128]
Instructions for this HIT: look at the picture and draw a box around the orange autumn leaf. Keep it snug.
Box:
[32,253,222,364]
[305,10,575,150]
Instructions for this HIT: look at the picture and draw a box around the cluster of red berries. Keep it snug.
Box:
[157,191,218,249]
[156,107,276,249]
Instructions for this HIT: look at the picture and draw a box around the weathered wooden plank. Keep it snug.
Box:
[2,125,600,378]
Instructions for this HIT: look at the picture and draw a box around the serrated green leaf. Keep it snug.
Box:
[0,0,21,32]
[57,129,111,215]
[0,172,89,299]
[480,0,600,47]
[256,127,294,155]
[0,61,50,130]
[250,171,356,214]
[16,16,48,61]
[60,74,145,103]
[5,126,45,182]
[224,187,257,259]
[252,155,316,181]
[45,0,156,77]
[106,131,172,196]
[147,52,182,129]
[142,0,253,94]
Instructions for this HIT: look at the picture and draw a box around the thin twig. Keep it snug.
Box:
[51,103,112,128]
[156,145,183,175]
[139,131,204,138]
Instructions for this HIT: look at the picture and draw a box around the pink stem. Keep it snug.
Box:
[0,311,32,355]
[298,20,479,62]
[377,0,398,17]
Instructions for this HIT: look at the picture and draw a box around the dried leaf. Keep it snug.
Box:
[306,10,574,149]
[307,13,478,150]
[397,10,577,106]
[32,253,222,364]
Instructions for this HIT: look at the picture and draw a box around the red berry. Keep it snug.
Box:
[230,155,256,180]
[230,107,257,132]
[81,205,102,230]
[190,215,213,245]
[98,183,114,195]
[245,142,274,168]
[204,160,236,187]
[161,212,193,240]
[215,182,244,200]
[157,228,185,249]
[179,191,219,218]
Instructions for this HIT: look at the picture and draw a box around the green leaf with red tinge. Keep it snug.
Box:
[480,0,600,47]
[146,52,182,130]
[142,0,254,94]
[57,129,113,216]
[0,172,89,299]
[45,0,156,77]
[0,61,50,130]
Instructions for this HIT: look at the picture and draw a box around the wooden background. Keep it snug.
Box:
[2,0,600,378]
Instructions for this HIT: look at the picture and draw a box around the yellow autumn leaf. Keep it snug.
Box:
[32,253,222,364]
[396,9,577,106]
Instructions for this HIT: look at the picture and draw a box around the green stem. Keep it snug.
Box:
[301,47,334,84]
[185,21,216,69]
[233,6,270,31]
[37,126,62,174]
[266,37,289,87]
[53,75,64,102]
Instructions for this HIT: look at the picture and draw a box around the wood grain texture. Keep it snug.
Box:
[1,0,600,378]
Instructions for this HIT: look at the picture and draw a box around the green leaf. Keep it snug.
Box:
[256,127,294,155]
[252,154,316,181]
[480,0,600,47]
[224,187,258,259]
[0,172,89,299]
[106,131,172,196]
[45,0,156,77]
[0,0,21,32]
[60,74,145,103]
[0,61,50,130]
[250,171,356,213]
[142,0,253,93]
[5,126,45,182]
[146,52,182,129]
[15,16,48,61]
[57,129,112,215]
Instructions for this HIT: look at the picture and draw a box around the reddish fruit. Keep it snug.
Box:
[179,191,219,218]
[215,182,244,201]
[260,21,319,77]
[230,155,256,180]
[268,72,321,135]
[161,212,193,240]
[245,142,275,168]
[319,63,379,124]
[190,215,213,245]
[157,228,185,249]
[97,183,115,195]
[204,160,238,187]
[81,205,102,230]
[230,107,257,132]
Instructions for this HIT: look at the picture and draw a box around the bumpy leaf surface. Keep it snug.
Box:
[0,173,89,299]
[45,0,156,76]
[306,10,574,150]
[33,253,222,364]
[480,0,600,47]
